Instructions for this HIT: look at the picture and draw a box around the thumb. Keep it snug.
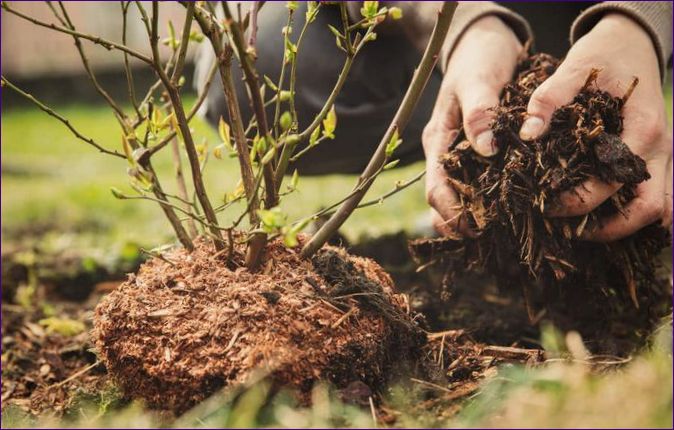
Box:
[457,85,501,157]
[520,63,586,141]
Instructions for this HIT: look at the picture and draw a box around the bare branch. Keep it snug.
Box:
[142,164,195,250]
[247,1,260,49]
[221,1,277,209]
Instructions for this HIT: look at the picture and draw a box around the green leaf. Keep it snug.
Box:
[110,187,126,199]
[388,6,403,20]
[283,229,299,247]
[284,37,297,54]
[261,146,276,165]
[306,1,319,22]
[218,117,233,151]
[385,129,402,157]
[360,1,379,18]
[280,111,293,131]
[285,134,300,147]
[286,1,298,11]
[159,112,175,130]
[263,75,278,92]
[335,35,344,51]
[253,134,268,157]
[213,144,225,160]
[290,169,299,189]
[167,20,179,50]
[322,106,337,139]
[225,181,245,203]
[327,24,343,39]
[258,207,287,233]
[309,126,321,147]
[279,90,292,102]
[39,317,86,337]
[383,159,399,170]
[121,135,134,165]
[283,217,311,247]
[189,30,204,43]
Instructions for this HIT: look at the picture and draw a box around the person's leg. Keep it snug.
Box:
[194,2,440,176]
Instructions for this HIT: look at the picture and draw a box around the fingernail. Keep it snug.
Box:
[519,116,545,140]
[474,130,497,157]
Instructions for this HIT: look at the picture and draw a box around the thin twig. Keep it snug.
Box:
[56,1,128,123]
[147,60,218,157]
[120,1,141,116]
[1,76,125,159]
[150,1,223,250]
[170,2,194,84]
[50,361,101,389]
[170,132,198,238]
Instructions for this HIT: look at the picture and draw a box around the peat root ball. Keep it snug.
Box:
[93,238,425,413]
[412,53,670,324]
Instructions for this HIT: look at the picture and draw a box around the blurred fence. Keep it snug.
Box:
[1,1,198,106]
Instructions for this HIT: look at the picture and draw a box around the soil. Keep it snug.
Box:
[92,236,427,413]
[411,53,672,354]
[1,297,111,417]
[2,232,551,420]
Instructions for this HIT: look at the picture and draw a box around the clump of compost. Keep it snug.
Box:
[93,237,425,413]
[412,53,670,339]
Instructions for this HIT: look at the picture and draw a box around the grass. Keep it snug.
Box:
[2,322,671,428]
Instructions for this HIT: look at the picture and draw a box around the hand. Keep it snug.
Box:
[519,13,673,241]
[422,16,522,237]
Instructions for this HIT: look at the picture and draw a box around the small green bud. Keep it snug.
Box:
[388,7,402,20]
[280,111,293,131]
[279,90,292,102]
[285,134,300,146]
[383,159,399,170]
[110,187,126,199]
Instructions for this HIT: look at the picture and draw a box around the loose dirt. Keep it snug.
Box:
[411,53,671,354]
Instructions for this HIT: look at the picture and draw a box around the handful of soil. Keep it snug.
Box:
[412,54,670,326]
[94,237,425,413]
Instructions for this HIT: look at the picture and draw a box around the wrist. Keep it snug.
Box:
[594,13,654,50]
[466,15,522,49]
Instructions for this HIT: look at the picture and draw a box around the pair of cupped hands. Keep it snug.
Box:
[424,13,673,241]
